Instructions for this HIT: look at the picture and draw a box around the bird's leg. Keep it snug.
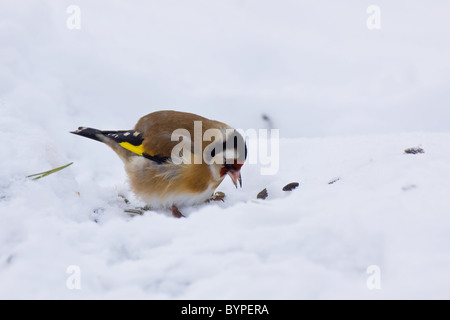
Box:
[171,205,185,218]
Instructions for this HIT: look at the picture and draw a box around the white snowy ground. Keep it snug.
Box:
[1,131,450,299]
[1,0,450,299]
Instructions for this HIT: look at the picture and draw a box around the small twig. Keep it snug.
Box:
[328,177,340,185]
[124,205,152,216]
[124,209,144,215]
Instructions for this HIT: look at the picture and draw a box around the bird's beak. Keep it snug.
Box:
[227,170,242,188]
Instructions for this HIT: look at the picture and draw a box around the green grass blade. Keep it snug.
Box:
[26,162,74,180]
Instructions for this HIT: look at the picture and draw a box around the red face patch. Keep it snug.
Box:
[220,160,244,177]
[220,166,228,177]
[233,162,243,171]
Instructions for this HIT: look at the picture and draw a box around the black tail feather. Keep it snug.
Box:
[71,127,144,146]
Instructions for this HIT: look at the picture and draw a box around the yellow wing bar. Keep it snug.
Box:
[120,140,168,164]
[119,142,145,156]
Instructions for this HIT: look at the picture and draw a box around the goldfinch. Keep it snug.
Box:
[71,110,247,218]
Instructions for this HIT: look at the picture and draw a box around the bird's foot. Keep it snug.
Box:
[171,205,185,218]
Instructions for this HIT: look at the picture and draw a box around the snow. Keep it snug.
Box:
[1,0,450,299]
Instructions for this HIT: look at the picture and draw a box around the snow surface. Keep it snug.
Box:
[1,0,450,299]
